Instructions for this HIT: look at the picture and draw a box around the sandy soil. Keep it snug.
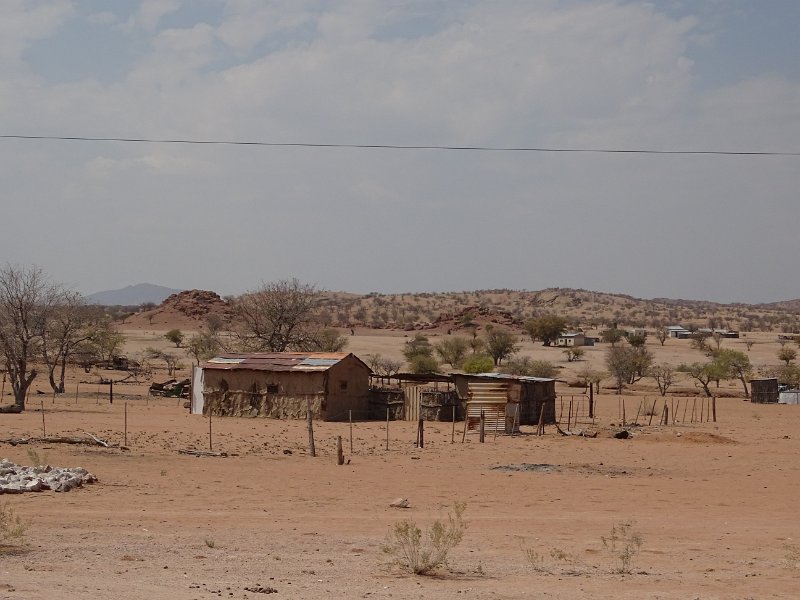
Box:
[2,367,800,600]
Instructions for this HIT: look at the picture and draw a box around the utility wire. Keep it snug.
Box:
[0,134,798,156]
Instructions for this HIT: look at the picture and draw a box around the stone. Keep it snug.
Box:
[389,498,410,508]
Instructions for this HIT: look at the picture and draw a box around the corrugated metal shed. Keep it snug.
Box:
[203,352,354,372]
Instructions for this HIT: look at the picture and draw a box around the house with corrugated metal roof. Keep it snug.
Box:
[191,352,371,421]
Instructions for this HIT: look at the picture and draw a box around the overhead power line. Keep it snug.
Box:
[0,134,798,156]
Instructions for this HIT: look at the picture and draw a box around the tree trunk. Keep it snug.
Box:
[739,377,749,398]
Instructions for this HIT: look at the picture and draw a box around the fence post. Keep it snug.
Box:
[306,398,316,457]
[337,436,344,465]
[385,407,390,451]
[451,405,456,444]
[124,402,128,447]
[479,410,485,443]
[40,399,46,437]
[588,385,594,419]
[712,396,717,422]
[418,418,424,449]
[349,410,353,454]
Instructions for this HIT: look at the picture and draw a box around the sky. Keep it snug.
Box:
[0,0,798,303]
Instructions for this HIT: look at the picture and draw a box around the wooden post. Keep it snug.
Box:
[96,383,100,405]
[682,398,688,423]
[1,373,5,399]
[479,410,485,443]
[673,399,680,425]
[418,418,424,449]
[40,399,46,437]
[691,398,697,423]
[124,402,128,447]
[537,404,545,436]
[52,388,56,405]
[700,397,705,423]
[618,396,621,421]
[208,409,213,451]
[712,396,717,422]
[337,436,344,465]
[109,380,113,405]
[75,382,79,405]
[662,403,669,426]
[622,397,626,427]
[451,405,456,444]
[349,410,353,454]
[567,399,573,431]
[559,397,563,424]
[512,403,520,436]
[385,407,390,451]
[648,397,657,426]
[306,398,316,457]
[588,385,594,419]
[633,399,642,426]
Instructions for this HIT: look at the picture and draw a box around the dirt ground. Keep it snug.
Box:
[2,367,800,599]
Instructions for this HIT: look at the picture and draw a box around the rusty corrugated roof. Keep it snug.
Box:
[203,352,352,372]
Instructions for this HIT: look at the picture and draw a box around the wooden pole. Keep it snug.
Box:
[622,397,626,427]
[559,397,563,424]
[691,398,697,423]
[337,436,344,465]
[588,385,594,419]
[52,388,56,405]
[40,399,46,437]
[349,410,353,454]
[682,398,689,423]
[700,397,705,423]
[662,403,669,426]
[96,383,100,405]
[567,399,573,431]
[124,402,128,447]
[208,409,213,451]
[418,418,424,449]
[479,409,485,443]
[633,399,642,426]
[306,398,316,457]
[673,399,680,425]
[386,407,390,451]
[109,380,113,405]
[75,382,79,405]
[648,397,657,426]
[512,403,520,436]
[451,405,456,444]
[1,373,5,399]
[537,404,545,436]
[712,396,717,422]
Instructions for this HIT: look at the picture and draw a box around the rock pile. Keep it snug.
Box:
[0,459,97,494]
[158,289,233,321]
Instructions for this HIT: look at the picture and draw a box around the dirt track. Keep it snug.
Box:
[1,386,800,600]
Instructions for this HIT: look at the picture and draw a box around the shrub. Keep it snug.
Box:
[383,502,466,575]
[601,521,643,574]
[462,354,494,374]
[0,503,27,545]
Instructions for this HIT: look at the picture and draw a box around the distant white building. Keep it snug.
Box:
[556,332,592,347]
[665,325,691,339]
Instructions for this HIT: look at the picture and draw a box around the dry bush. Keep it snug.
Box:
[0,503,28,545]
[383,502,466,575]
[602,521,643,574]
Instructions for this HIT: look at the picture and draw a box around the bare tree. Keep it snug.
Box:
[648,363,674,396]
[234,279,322,351]
[655,329,667,346]
[41,291,95,393]
[0,265,62,411]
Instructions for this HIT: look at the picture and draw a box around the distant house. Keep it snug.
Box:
[556,332,592,347]
[191,352,371,421]
[665,325,691,339]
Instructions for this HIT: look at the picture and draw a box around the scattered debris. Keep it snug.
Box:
[149,379,190,398]
[556,424,598,438]
[178,449,229,458]
[389,497,410,508]
[244,585,278,594]
[0,433,112,447]
[0,458,97,494]
[613,430,631,439]
[491,464,558,473]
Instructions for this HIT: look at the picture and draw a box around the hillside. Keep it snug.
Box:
[125,286,800,335]
[88,283,182,306]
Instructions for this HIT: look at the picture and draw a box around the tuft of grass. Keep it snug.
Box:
[26,449,48,467]
[383,501,466,575]
[204,537,215,548]
[602,521,643,574]
[160,469,167,477]
[0,503,28,545]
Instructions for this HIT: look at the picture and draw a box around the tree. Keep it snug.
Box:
[87,319,126,365]
[577,367,604,394]
[314,328,348,352]
[770,364,800,388]
[714,349,752,398]
[655,329,667,346]
[433,337,469,368]
[626,333,647,348]
[402,335,439,373]
[523,315,566,346]
[0,265,62,411]
[186,332,221,365]
[234,279,322,351]
[462,354,495,374]
[690,331,712,353]
[679,361,728,397]
[145,347,182,376]
[165,329,184,348]
[648,364,674,396]
[606,346,654,393]
[778,346,797,366]
[501,357,558,378]
[485,329,519,366]
[562,347,585,362]
[40,291,95,393]
[601,328,625,347]
[408,354,440,374]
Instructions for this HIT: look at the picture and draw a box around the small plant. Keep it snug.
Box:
[523,547,551,573]
[383,501,466,575]
[204,537,215,548]
[602,521,643,574]
[26,449,49,467]
[0,503,28,545]
[160,469,167,477]
[784,544,800,569]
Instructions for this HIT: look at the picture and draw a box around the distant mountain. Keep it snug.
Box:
[87,283,183,306]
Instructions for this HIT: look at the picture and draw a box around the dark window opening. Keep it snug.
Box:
[339,380,348,391]
[267,384,279,394]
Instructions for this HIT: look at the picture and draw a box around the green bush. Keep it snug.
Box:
[462,354,494,374]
